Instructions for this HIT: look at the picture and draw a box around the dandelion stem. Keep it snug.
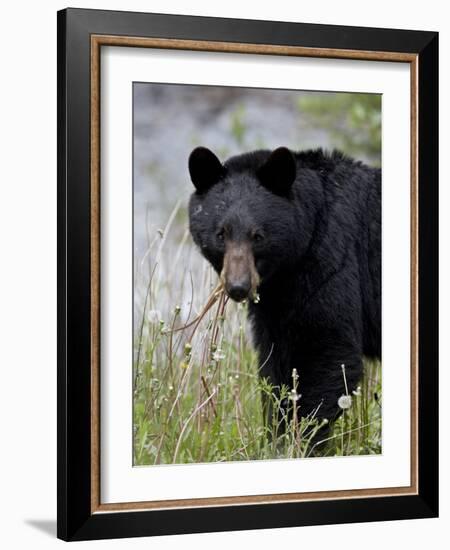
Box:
[341,363,349,396]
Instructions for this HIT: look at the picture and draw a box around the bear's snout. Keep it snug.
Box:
[226,280,251,302]
[221,242,260,302]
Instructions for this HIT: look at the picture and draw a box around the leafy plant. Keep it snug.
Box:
[298,94,382,164]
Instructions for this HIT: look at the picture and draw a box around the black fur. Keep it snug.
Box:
[188,146,381,423]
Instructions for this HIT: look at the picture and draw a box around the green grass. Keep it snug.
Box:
[133,215,382,466]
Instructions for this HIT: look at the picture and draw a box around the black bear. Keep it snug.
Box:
[188,146,381,428]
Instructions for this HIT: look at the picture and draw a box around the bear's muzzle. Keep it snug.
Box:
[221,241,260,302]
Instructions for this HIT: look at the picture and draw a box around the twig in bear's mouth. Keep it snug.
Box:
[169,282,227,335]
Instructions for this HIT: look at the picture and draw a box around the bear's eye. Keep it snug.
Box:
[216,228,225,242]
[252,232,265,243]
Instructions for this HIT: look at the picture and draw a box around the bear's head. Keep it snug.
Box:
[188,146,310,303]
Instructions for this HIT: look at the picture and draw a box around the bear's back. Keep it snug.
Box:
[294,149,381,358]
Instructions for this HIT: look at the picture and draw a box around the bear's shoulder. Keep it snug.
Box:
[294,148,364,173]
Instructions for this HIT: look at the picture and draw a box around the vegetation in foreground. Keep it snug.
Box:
[133,219,382,466]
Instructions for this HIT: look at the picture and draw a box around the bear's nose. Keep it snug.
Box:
[226,280,251,302]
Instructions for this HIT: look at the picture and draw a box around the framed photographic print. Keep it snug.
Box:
[57,8,438,541]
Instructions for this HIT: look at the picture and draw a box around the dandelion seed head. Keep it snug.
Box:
[338,394,352,410]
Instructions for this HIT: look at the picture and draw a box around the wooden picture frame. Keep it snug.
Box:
[57,7,438,541]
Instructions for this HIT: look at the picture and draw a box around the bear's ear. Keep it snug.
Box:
[257,147,296,195]
[189,147,225,194]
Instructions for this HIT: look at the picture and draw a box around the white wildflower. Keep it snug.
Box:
[338,394,352,410]
[289,389,301,402]
[352,386,362,396]
[252,292,261,304]
[212,349,226,361]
